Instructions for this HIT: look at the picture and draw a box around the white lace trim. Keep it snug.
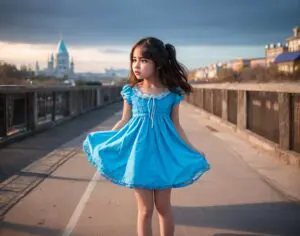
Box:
[133,87,171,99]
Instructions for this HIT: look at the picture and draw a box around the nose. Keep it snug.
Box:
[134,61,140,69]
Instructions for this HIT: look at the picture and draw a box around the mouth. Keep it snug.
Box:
[134,71,141,76]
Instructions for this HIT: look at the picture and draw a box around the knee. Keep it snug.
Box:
[155,201,172,216]
[138,206,154,219]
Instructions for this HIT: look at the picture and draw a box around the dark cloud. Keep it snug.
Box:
[0,0,299,46]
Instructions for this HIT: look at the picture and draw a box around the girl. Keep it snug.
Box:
[82,37,210,236]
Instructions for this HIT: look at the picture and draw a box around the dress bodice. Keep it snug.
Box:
[120,84,184,128]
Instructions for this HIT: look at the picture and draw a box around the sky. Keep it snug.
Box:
[0,0,299,73]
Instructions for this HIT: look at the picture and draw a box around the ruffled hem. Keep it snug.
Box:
[82,138,210,190]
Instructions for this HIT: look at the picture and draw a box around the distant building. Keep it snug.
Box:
[193,62,226,80]
[274,26,300,73]
[35,39,75,78]
[225,59,250,71]
[274,51,300,73]
[265,42,288,66]
[191,26,300,79]
[207,63,224,78]
[250,57,266,68]
[194,67,208,80]
[286,26,300,52]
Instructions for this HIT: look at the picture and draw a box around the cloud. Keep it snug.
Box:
[0,41,264,72]
[100,48,129,54]
[0,41,131,72]
[0,0,298,46]
[176,45,263,69]
[0,0,298,72]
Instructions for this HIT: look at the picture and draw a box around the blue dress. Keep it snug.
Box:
[82,84,210,189]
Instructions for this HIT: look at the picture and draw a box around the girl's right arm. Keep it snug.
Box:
[111,100,132,130]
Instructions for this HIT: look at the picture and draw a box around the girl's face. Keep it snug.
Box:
[132,46,156,80]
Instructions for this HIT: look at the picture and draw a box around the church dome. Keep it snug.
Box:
[57,40,69,55]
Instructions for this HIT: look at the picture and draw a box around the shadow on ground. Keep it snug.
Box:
[0,221,63,236]
[173,201,300,236]
[0,102,122,182]
[1,202,298,236]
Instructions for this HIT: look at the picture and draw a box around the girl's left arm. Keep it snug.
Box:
[171,104,205,156]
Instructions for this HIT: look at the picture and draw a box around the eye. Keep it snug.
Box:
[132,58,137,62]
[141,59,148,63]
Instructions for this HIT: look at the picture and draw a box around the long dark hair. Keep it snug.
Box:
[126,37,192,95]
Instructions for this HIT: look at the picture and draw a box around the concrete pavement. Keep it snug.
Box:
[0,101,300,236]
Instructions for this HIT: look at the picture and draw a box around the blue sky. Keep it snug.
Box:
[0,0,299,72]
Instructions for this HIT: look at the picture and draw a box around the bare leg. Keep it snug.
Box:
[134,188,154,236]
[154,189,174,236]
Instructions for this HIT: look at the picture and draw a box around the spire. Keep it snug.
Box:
[57,39,69,54]
[70,57,74,74]
[35,61,40,75]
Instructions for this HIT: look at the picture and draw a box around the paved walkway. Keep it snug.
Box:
[0,101,299,236]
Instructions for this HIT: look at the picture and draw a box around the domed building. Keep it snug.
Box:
[35,39,75,78]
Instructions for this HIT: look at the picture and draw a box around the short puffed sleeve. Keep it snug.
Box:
[120,84,133,105]
[173,88,184,105]
[174,93,184,105]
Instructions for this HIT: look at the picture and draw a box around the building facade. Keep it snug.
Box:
[275,52,300,73]
[274,26,300,73]
[265,43,288,66]
[194,67,208,80]
[250,57,266,68]
[287,27,300,52]
[225,59,250,71]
